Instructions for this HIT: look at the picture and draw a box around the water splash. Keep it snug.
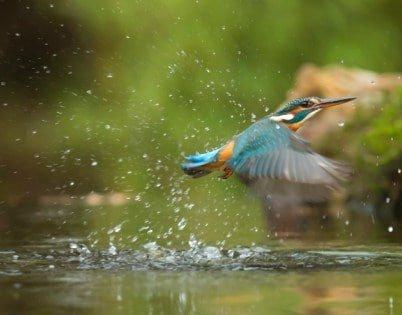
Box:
[3,242,402,274]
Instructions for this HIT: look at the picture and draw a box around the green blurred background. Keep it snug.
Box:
[0,0,401,249]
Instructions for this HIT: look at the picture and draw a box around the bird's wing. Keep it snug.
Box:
[229,118,351,188]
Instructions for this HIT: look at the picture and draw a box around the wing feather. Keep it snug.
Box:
[229,118,351,188]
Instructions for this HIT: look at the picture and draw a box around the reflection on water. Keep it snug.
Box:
[1,269,401,315]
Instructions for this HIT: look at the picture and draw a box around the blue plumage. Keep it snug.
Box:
[229,119,289,171]
[181,149,220,178]
[228,118,349,186]
[184,149,220,163]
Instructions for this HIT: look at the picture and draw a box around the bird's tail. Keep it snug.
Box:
[181,149,220,178]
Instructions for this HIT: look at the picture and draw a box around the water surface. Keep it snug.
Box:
[1,206,402,314]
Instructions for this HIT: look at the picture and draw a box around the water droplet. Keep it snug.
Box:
[70,243,78,249]
[202,246,221,260]
[184,203,194,210]
[108,244,117,255]
[143,242,158,252]
[188,234,200,248]
[139,226,150,232]
[107,222,125,234]
[177,218,187,230]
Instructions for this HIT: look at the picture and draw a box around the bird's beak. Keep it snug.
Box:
[313,96,356,110]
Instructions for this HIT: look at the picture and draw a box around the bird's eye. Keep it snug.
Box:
[300,101,311,108]
[306,98,320,107]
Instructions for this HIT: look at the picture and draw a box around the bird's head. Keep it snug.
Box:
[270,96,356,131]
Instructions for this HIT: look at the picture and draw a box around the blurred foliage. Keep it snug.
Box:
[0,1,402,246]
[362,93,402,166]
[322,89,402,219]
[354,92,401,215]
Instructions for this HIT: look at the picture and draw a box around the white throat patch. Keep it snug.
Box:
[269,113,294,122]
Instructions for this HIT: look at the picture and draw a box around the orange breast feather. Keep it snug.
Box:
[203,140,234,171]
[218,140,234,162]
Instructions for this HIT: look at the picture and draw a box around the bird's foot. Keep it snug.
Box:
[220,167,233,179]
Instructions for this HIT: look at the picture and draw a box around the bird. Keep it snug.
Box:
[181,96,355,193]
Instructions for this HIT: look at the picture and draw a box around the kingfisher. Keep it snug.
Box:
[181,96,355,190]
